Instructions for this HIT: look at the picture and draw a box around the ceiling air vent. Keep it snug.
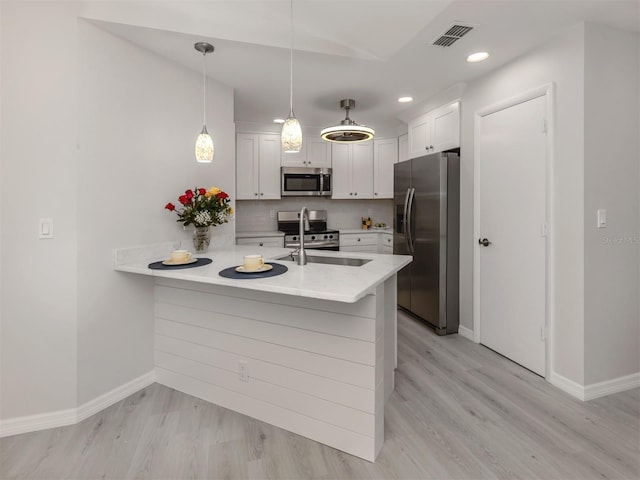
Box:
[432,24,474,47]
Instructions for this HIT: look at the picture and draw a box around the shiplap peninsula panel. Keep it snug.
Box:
[153,278,391,461]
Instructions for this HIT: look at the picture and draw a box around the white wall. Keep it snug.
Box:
[459,24,587,383]
[76,22,235,404]
[1,2,236,424]
[583,24,639,385]
[1,1,80,420]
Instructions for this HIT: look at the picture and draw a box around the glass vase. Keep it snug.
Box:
[192,226,211,253]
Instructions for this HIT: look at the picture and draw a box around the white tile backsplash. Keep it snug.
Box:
[235,198,394,233]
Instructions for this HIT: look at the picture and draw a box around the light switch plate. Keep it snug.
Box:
[39,218,54,239]
[597,209,607,229]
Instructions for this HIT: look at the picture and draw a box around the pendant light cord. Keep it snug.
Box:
[289,0,294,115]
[202,51,207,126]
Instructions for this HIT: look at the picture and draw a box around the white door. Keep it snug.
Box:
[477,95,547,376]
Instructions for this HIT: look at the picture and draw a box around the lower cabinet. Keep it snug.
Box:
[339,233,379,253]
[340,232,394,254]
[236,236,284,248]
[379,233,393,254]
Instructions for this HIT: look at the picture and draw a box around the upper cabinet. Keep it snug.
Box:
[281,136,331,168]
[331,142,374,199]
[398,134,408,163]
[407,101,460,159]
[373,137,398,199]
[236,133,281,200]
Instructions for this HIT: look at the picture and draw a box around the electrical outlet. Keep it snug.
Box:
[239,361,249,382]
[367,209,373,218]
[270,209,275,218]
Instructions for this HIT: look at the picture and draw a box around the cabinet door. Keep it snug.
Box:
[236,133,259,200]
[281,136,307,167]
[351,143,374,198]
[258,135,281,200]
[408,113,432,159]
[306,138,331,167]
[398,134,408,162]
[330,143,352,199]
[236,237,283,247]
[373,138,398,199]
[431,102,460,153]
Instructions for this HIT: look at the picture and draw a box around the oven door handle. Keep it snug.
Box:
[285,241,339,248]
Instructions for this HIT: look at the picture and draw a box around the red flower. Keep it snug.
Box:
[215,191,229,200]
[198,188,206,195]
[178,195,189,205]
[164,202,176,211]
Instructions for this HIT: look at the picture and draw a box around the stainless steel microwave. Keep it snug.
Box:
[281,167,332,196]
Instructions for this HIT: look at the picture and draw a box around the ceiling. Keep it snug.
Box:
[86,0,639,135]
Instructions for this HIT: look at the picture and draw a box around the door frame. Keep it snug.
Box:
[472,83,555,379]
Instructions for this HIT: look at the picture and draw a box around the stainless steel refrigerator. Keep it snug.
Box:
[394,151,460,335]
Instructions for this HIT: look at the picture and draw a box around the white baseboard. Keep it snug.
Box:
[549,371,586,400]
[0,371,156,438]
[549,371,640,402]
[584,372,640,401]
[76,370,156,422]
[457,325,475,342]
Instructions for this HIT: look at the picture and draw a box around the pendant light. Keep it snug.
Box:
[194,42,214,163]
[281,0,302,153]
[321,99,374,143]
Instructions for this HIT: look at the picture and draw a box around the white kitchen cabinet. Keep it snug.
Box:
[378,232,393,254]
[398,134,408,162]
[236,236,283,248]
[407,101,460,159]
[236,133,281,200]
[340,232,378,253]
[331,142,374,199]
[281,136,331,168]
[373,137,398,199]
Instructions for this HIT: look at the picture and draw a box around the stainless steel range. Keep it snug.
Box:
[277,210,339,251]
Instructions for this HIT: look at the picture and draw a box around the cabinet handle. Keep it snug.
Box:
[349,192,353,196]
[254,193,258,196]
[354,192,358,196]
[260,193,264,196]
[430,145,434,150]
[357,238,361,242]
[374,192,378,196]
[259,242,264,246]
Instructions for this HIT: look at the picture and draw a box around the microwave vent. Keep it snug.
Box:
[432,24,475,47]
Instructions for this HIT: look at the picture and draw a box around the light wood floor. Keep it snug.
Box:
[2,311,638,479]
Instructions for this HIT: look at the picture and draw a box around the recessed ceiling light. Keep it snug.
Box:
[273,118,285,124]
[467,51,489,63]
[398,96,414,103]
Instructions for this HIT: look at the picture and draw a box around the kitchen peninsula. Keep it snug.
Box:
[114,244,411,461]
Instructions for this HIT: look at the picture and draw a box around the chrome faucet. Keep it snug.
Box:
[298,206,309,266]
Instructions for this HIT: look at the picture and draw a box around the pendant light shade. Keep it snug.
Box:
[281,0,302,153]
[194,42,214,163]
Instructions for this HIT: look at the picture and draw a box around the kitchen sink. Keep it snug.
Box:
[275,254,372,267]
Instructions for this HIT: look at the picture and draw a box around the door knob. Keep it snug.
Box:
[478,238,492,247]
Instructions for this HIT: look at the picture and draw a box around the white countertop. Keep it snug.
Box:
[340,228,393,234]
[236,230,284,238]
[114,244,411,303]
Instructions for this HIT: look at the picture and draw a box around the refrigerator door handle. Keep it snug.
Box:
[407,187,416,253]
[402,187,411,250]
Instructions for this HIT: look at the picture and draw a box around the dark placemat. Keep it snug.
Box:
[148,258,213,270]
[219,262,288,279]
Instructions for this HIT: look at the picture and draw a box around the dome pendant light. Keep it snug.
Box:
[194,42,214,163]
[281,0,302,153]
[321,99,374,143]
